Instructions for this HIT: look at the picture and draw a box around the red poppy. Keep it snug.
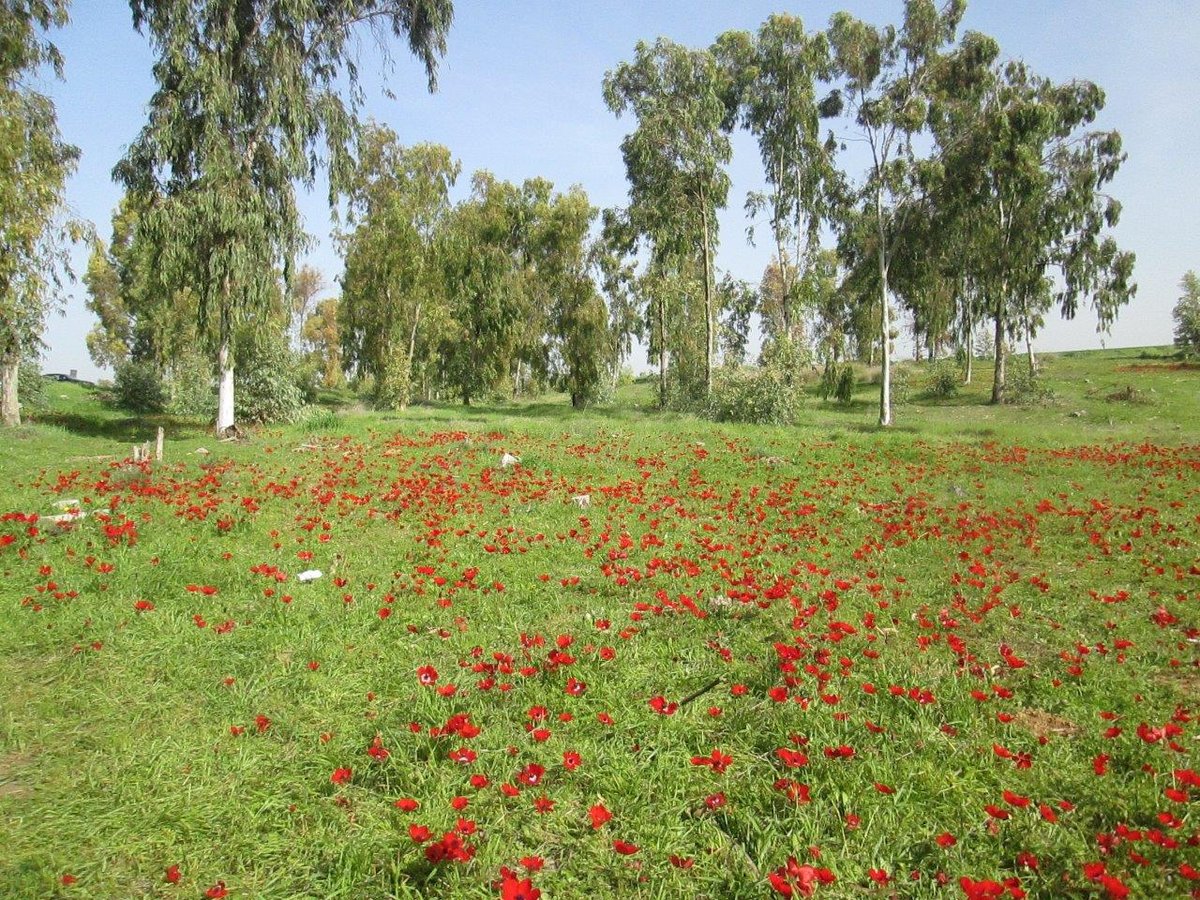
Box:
[330,767,352,785]
[498,866,540,900]
[589,803,613,829]
[612,839,640,855]
[767,857,835,896]
[164,864,181,884]
[517,763,545,786]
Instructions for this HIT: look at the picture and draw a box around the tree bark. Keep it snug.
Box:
[216,336,235,434]
[963,290,974,384]
[876,216,892,427]
[700,199,713,397]
[991,294,1006,405]
[657,291,667,410]
[1,349,19,427]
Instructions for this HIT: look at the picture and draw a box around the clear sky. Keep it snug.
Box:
[36,0,1200,379]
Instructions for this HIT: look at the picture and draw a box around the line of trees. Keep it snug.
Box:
[3,1,1137,430]
[601,2,1135,425]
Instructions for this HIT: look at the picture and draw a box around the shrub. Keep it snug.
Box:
[113,360,167,413]
[818,361,855,405]
[1003,360,1055,406]
[18,359,48,412]
[705,363,800,426]
[922,360,961,399]
[235,333,305,424]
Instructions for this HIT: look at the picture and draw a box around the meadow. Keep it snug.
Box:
[1,347,1197,899]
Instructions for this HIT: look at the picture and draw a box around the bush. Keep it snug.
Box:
[18,359,48,413]
[922,360,961,399]
[1003,359,1055,406]
[818,361,855,405]
[235,333,305,424]
[166,350,215,417]
[114,360,167,413]
[705,363,801,426]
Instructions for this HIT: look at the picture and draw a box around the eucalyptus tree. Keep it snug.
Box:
[934,58,1135,402]
[287,265,324,348]
[826,0,973,426]
[302,296,342,388]
[0,0,81,426]
[1175,272,1200,357]
[83,238,131,371]
[437,172,522,406]
[716,15,840,350]
[594,209,642,390]
[604,38,731,400]
[530,185,608,407]
[338,127,459,408]
[116,0,453,434]
[85,194,200,372]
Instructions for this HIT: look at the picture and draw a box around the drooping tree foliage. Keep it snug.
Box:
[0,0,81,426]
[604,38,732,407]
[115,0,453,433]
[931,56,1135,402]
[715,15,840,358]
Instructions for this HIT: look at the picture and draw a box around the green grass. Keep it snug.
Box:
[1,348,1197,898]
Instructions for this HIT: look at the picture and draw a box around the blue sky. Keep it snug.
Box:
[38,1,1200,379]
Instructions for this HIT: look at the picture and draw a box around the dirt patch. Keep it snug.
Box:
[1011,708,1081,740]
[1115,363,1200,372]
[1155,670,1200,699]
[0,751,35,800]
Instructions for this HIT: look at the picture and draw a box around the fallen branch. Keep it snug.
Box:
[679,677,722,708]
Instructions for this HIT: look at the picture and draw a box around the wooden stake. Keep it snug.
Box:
[156,427,164,462]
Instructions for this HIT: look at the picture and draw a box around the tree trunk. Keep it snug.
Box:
[877,239,892,427]
[406,303,421,403]
[1,349,19,427]
[991,296,1006,405]
[657,292,667,410]
[963,294,973,384]
[216,336,235,434]
[701,202,713,397]
[1025,330,1037,376]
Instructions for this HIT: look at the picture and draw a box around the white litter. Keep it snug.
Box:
[499,453,521,469]
[572,494,591,509]
[297,569,323,582]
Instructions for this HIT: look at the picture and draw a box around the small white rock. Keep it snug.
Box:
[499,452,521,469]
[572,494,591,509]
[194,447,211,455]
[45,510,86,525]
[297,569,323,582]
[53,499,82,510]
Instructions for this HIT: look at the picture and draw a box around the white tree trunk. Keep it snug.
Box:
[216,338,235,434]
[1,351,19,427]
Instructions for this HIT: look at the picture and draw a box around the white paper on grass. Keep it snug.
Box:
[297,569,323,582]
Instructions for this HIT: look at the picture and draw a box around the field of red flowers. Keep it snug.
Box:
[1,414,1197,897]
